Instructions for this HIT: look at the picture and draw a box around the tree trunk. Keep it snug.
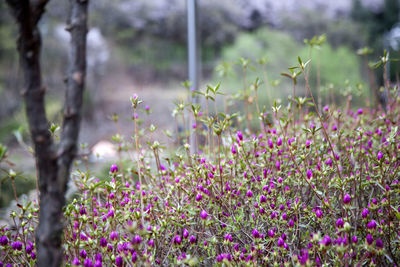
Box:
[6,0,88,266]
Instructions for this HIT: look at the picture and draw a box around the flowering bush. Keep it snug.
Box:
[1,56,400,266]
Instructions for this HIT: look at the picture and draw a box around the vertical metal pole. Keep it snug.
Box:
[187,0,198,152]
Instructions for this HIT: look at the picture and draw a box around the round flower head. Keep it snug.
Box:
[343,193,351,204]
[367,220,377,229]
[336,218,344,228]
[183,228,189,239]
[252,229,260,238]
[110,164,118,173]
[200,210,208,220]
[277,137,282,146]
[366,234,373,245]
[306,169,312,179]
[246,190,253,198]
[362,208,369,218]
[189,235,197,244]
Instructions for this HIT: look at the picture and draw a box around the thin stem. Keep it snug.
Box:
[133,109,145,227]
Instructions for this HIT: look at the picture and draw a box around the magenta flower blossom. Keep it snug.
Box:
[260,195,267,203]
[305,139,311,148]
[0,236,8,246]
[100,237,107,247]
[195,193,202,201]
[200,210,208,220]
[110,231,118,241]
[72,257,80,266]
[231,145,237,154]
[357,108,363,115]
[173,235,182,245]
[110,164,118,173]
[80,249,87,259]
[132,235,141,244]
[115,256,123,267]
[362,208,369,218]
[268,229,275,238]
[183,228,189,239]
[276,160,281,171]
[84,258,94,267]
[366,234,373,245]
[246,190,253,198]
[376,238,383,249]
[352,235,358,243]
[288,219,294,227]
[190,235,197,244]
[343,193,351,204]
[377,151,383,160]
[306,169,312,179]
[252,229,260,238]
[277,137,282,146]
[277,237,284,247]
[11,241,22,251]
[367,220,377,229]
[323,235,332,246]
[237,131,243,141]
[316,209,323,218]
[336,218,344,228]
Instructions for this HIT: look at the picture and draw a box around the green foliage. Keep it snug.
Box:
[215,26,363,103]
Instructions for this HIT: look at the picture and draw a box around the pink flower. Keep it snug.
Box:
[200,210,208,220]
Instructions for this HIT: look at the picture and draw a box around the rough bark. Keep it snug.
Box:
[6,0,88,266]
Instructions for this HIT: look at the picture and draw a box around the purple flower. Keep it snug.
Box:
[366,234,373,245]
[110,231,118,241]
[231,145,237,154]
[362,208,369,218]
[183,228,189,239]
[200,210,208,220]
[376,238,383,249]
[94,260,102,267]
[268,229,275,238]
[237,131,243,141]
[100,237,107,247]
[173,235,182,245]
[11,241,22,251]
[110,164,119,173]
[132,235,141,244]
[189,235,197,244]
[252,229,260,238]
[357,108,363,115]
[343,194,351,204]
[336,218,344,228]
[72,257,80,266]
[225,233,233,242]
[115,256,123,267]
[260,195,267,203]
[316,209,323,218]
[195,193,202,201]
[277,237,284,247]
[367,220,377,229]
[84,258,94,267]
[80,249,87,259]
[277,137,282,147]
[0,236,8,246]
[305,139,311,148]
[377,151,383,161]
[323,235,332,246]
[306,169,312,179]
[323,105,329,112]
[276,160,281,171]
[246,190,253,198]
[352,235,358,244]
[288,219,294,227]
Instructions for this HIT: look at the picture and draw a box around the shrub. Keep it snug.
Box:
[1,55,399,266]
